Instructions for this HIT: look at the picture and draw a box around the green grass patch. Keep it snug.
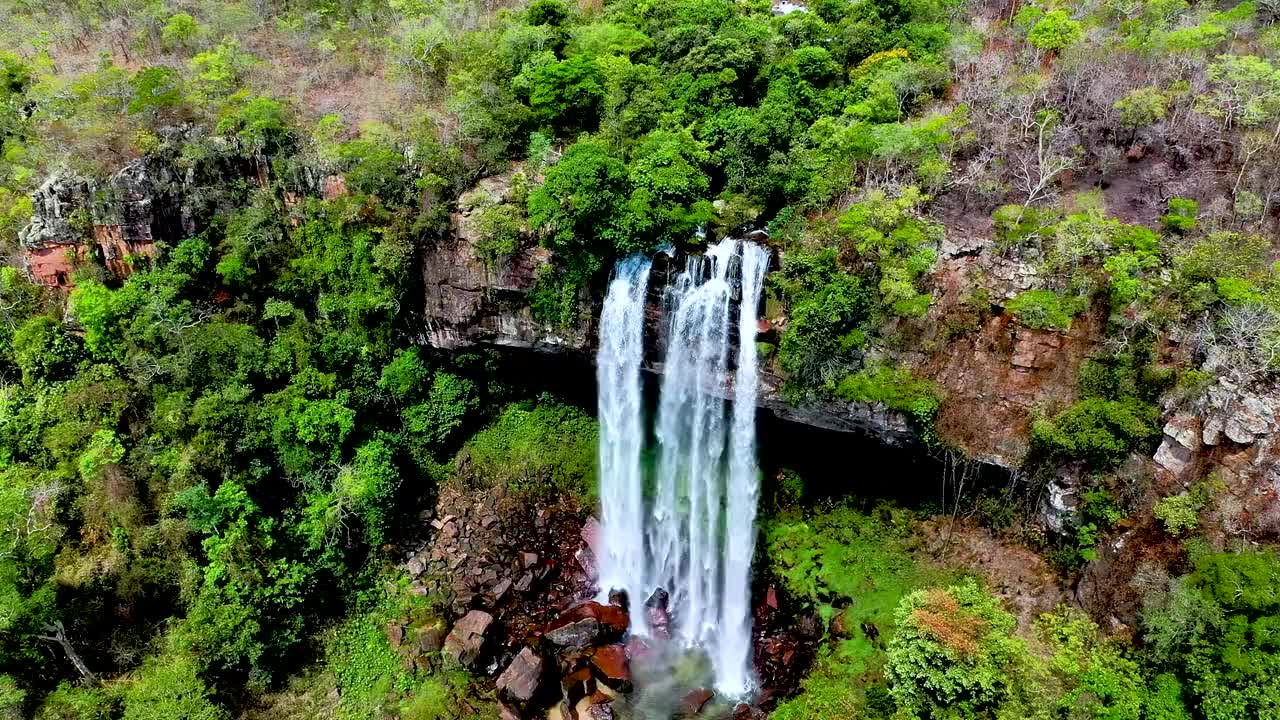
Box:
[321,580,484,720]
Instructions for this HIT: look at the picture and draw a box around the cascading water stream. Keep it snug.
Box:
[716,240,770,696]
[596,255,653,635]
[595,238,769,698]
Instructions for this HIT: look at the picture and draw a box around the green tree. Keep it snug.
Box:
[521,55,605,132]
[1115,86,1168,131]
[1027,10,1084,52]
[1197,55,1280,129]
[527,139,628,278]
[12,316,81,385]
[885,580,1029,718]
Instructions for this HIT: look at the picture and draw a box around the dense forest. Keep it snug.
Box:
[1,0,1280,717]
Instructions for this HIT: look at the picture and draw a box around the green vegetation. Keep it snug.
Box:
[322,583,485,720]
[2,0,1280,716]
[1031,355,1166,470]
[885,579,1028,718]
[456,397,597,501]
[767,494,1174,720]
[1154,484,1210,537]
[767,504,956,718]
[835,362,942,438]
[1006,289,1085,331]
[1142,549,1280,720]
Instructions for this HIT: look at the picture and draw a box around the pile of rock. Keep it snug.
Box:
[495,600,632,719]
[402,485,595,632]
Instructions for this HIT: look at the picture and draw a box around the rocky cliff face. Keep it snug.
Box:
[418,175,1109,465]
[19,159,196,286]
[24,161,1277,490]
[421,169,593,352]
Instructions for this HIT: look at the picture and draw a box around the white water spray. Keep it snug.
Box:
[595,238,769,698]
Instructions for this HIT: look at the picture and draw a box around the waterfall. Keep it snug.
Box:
[716,241,770,696]
[595,238,769,698]
[596,254,653,633]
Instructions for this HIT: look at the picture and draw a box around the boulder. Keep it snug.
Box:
[546,617,600,649]
[575,546,598,582]
[624,635,655,665]
[1154,414,1200,481]
[580,517,605,560]
[496,647,544,704]
[589,644,630,691]
[677,688,714,717]
[418,624,447,654]
[385,622,405,649]
[1040,466,1082,535]
[561,665,597,708]
[443,609,494,668]
[644,588,671,639]
[546,602,629,648]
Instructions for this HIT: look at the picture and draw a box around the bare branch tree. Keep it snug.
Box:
[37,621,97,683]
[1013,112,1079,206]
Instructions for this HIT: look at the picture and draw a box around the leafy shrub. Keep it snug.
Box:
[337,439,401,546]
[775,249,873,392]
[1006,289,1085,330]
[527,139,629,278]
[402,371,480,452]
[122,649,226,720]
[473,203,523,263]
[836,188,941,318]
[457,398,597,500]
[885,580,1028,718]
[12,316,81,385]
[379,348,431,402]
[161,13,202,50]
[1114,86,1168,130]
[1141,549,1280,720]
[1161,198,1199,233]
[528,265,580,328]
[1031,355,1164,470]
[1071,488,1126,563]
[1035,607,1146,719]
[35,683,118,720]
[1031,397,1160,469]
[993,204,1058,249]
[834,363,941,437]
[1027,10,1083,51]
[1154,486,1207,537]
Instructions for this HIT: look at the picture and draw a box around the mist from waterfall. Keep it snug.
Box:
[595,238,769,698]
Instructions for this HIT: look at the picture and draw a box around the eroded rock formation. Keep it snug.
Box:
[19,162,185,286]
